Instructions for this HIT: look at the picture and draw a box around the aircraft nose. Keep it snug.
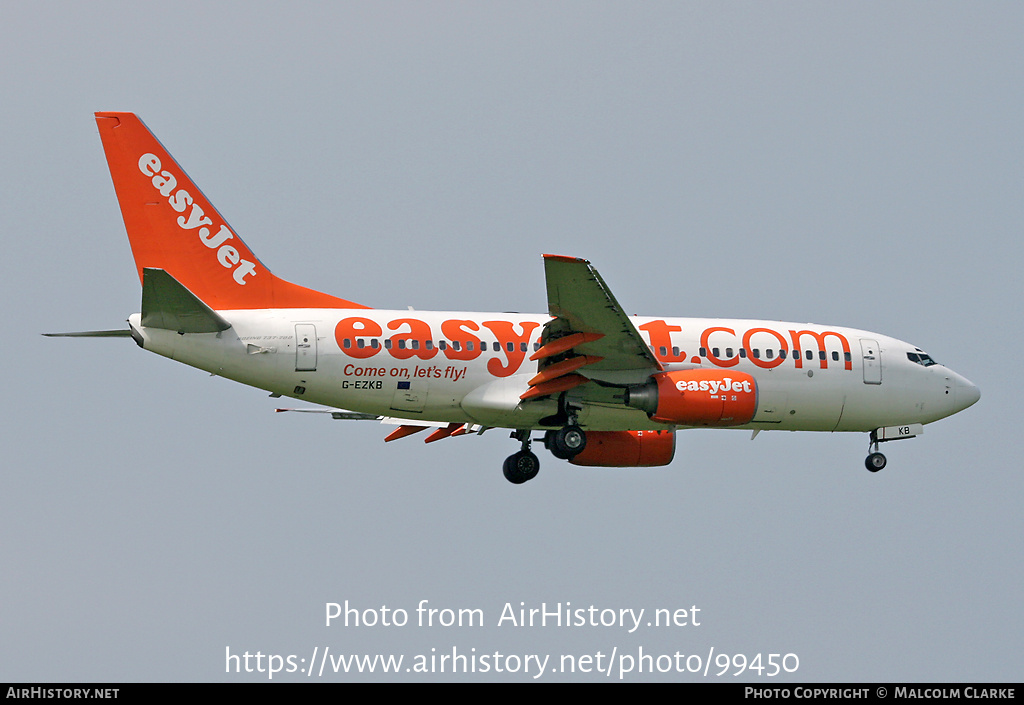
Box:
[954,375,981,412]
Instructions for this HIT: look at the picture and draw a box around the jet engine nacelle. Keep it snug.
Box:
[569,430,676,467]
[626,369,758,426]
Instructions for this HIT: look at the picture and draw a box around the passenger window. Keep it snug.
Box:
[752,349,761,359]
[806,350,813,360]
[659,346,667,357]
[726,348,734,358]
[343,338,351,349]
[370,339,379,349]
[385,339,392,350]
[699,347,707,357]
[520,342,528,352]
[439,340,447,351]
[765,349,774,359]
[832,351,839,361]
[452,341,461,351]
[357,339,365,349]
[507,342,514,352]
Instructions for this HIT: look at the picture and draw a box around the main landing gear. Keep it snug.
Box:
[503,430,540,485]
[502,424,588,484]
[545,424,587,460]
[865,431,886,472]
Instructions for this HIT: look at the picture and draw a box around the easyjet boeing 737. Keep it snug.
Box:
[49,112,980,483]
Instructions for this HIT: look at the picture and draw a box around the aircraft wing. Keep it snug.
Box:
[521,255,661,400]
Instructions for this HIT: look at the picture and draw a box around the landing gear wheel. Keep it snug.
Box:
[544,430,569,460]
[548,425,587,460]
[503,450,540,484]
[865,452,887,472]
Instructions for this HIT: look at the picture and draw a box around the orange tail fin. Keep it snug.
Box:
[95,112,367,311]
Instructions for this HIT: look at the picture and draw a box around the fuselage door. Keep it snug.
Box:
[295,324,317,372]
[753,391,789,423]
[860,338,881,385]
[391,380,427,413]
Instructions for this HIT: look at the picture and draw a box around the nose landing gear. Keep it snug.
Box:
[865,451,887,472]
[865,431,886,472]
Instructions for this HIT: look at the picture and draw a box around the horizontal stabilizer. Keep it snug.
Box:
[43,329,132,337]
[141,268,231,333]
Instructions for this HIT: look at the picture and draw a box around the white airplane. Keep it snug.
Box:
[50,112,980,484]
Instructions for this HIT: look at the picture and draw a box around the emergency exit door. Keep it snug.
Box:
[295,324,317,371]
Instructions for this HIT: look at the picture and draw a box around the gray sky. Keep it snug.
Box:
[2,2,1021,682]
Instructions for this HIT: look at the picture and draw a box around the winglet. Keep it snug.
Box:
[95,112,369,311]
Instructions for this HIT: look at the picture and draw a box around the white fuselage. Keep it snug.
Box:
[127,309,979,434]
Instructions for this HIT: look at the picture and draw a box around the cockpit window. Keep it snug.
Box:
[907,350,938,367]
